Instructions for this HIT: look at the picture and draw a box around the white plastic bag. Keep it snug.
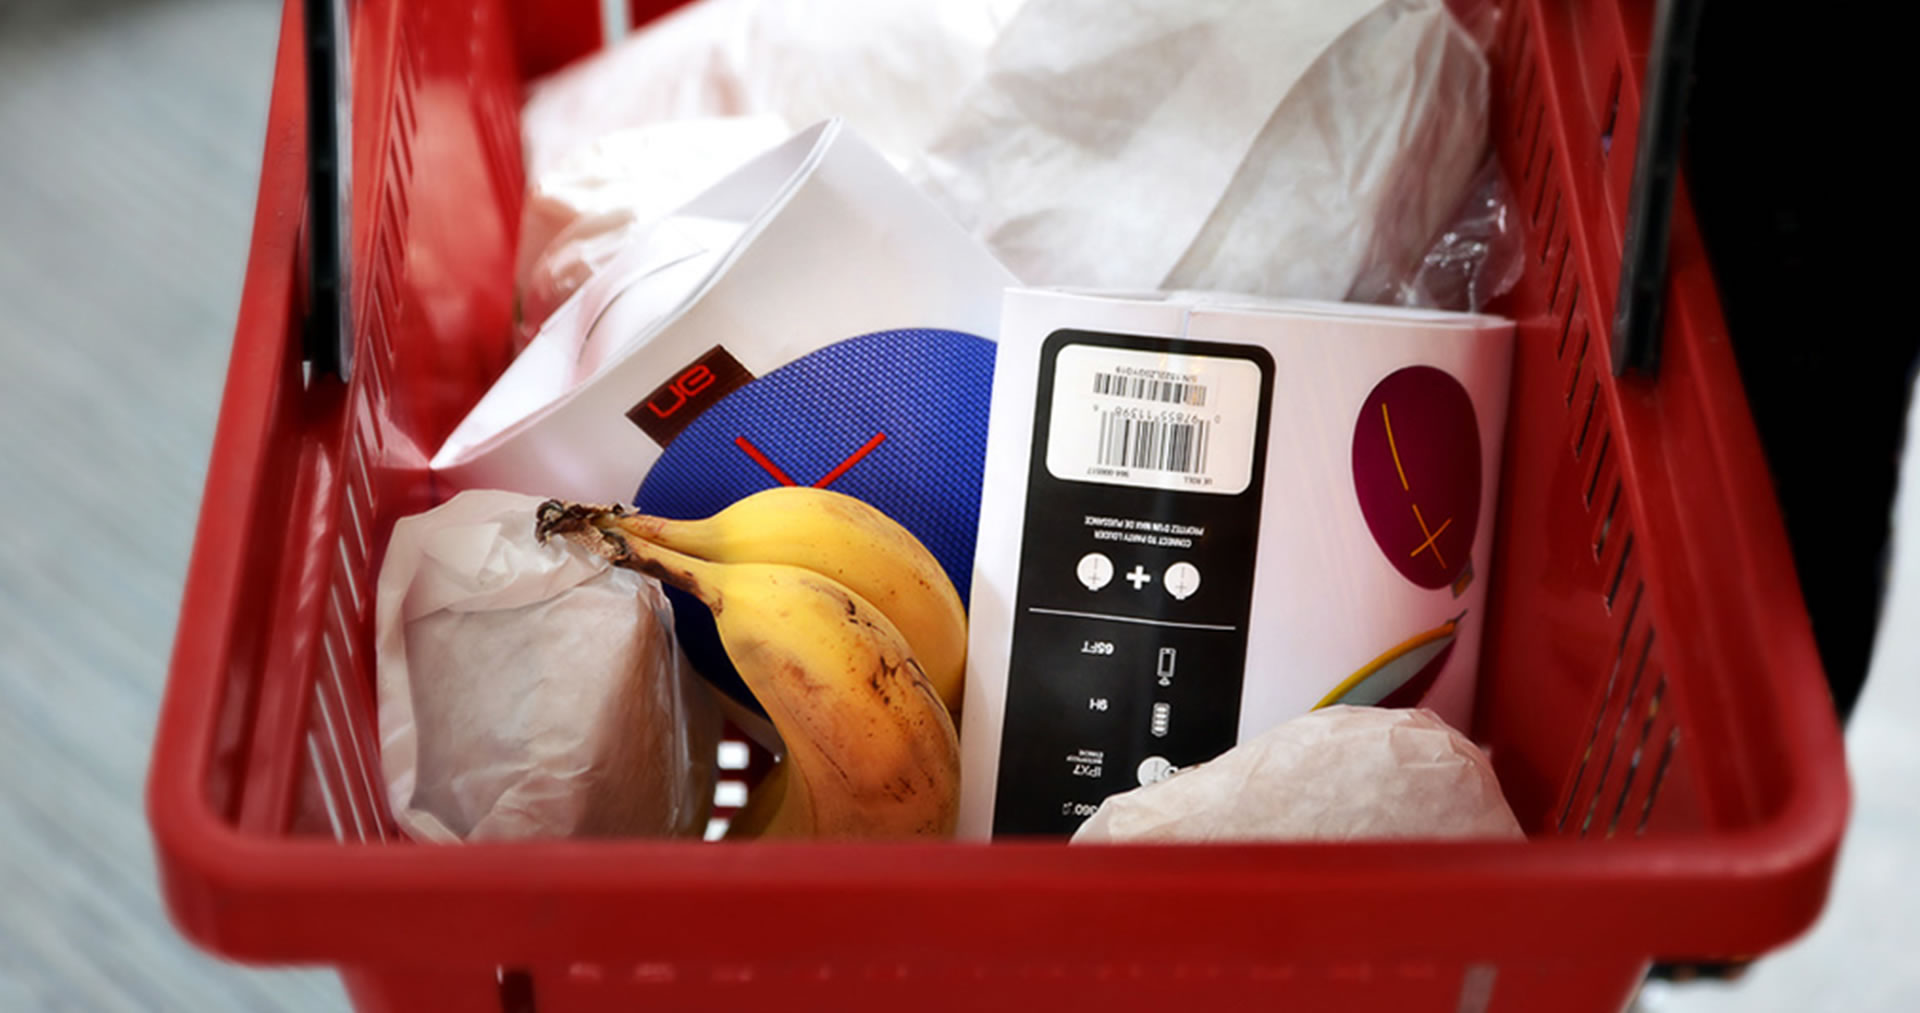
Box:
[376,490,721,842]
[916,0,1489,301]
[520,0,1026,179]
[1071,707,1522,843]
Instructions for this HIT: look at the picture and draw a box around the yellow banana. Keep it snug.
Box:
[723,759,792,840]
[585,487,968,717]
[539,501,960,839]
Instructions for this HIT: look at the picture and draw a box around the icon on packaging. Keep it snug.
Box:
[1163,561,1200,600]
[1077,552,1115,591]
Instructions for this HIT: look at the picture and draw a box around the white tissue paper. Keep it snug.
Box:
[520,0,1027,179]
[376,490,721,842]
[916,0,1489,301]
[514,117,790,349]
[1071,706,1522,844]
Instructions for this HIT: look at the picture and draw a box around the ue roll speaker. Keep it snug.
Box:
[635,328,995,715]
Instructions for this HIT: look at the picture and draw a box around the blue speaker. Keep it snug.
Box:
[634,328,996,714]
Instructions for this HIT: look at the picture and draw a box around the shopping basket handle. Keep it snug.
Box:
[1610,0,1706,379]
[302,0,352,381]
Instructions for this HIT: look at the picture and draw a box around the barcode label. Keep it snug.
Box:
[1092,372,1207,406]
[1097,413,1211,474]
[1048,343,1262,495]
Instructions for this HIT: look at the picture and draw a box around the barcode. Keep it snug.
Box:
[1097,413,1211,474]
[1092,372,1207,407]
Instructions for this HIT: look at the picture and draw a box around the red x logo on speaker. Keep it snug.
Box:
[733,433,888,489]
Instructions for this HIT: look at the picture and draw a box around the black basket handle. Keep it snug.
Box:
[1611,0,1707,379]
[303,0,353,381]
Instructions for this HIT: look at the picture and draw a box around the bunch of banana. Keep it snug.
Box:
[536,488,965,839]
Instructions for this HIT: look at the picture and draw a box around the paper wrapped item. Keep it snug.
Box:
[376,490,721,842]
[1070,707,1521,843]
[916,0,1488,301]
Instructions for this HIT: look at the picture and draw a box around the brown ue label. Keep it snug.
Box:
[625,345,755,447]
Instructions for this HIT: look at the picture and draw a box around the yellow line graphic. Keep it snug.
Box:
[1382,402,1410,491]
[1411,503,1449,569]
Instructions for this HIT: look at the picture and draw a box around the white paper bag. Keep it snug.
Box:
[514,117,791,348]
[431,120,1016,504]
[1071,707,1522,843]
[915,0,1488,301]
[376,490,720,842]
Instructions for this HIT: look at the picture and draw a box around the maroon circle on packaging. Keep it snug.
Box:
[1351,366,1481,590]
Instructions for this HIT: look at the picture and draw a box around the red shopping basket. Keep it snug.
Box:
[148,1,1850,1010]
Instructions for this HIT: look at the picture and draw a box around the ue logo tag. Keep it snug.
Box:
[636,329,996,714]
[645,363,712,417]
[625,346,755,447]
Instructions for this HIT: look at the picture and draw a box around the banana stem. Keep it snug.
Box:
[536,500,723,610]
[610,511,738,565]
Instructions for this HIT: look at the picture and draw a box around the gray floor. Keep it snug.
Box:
[0,2,1913,1011]
[0,1,344,1010]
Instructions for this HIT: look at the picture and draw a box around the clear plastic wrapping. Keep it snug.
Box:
[1348,156,1527,313]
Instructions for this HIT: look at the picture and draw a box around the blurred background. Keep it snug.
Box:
[0,0,1912,1010]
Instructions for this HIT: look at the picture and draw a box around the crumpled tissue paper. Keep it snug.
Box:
[1071,706,1522,843]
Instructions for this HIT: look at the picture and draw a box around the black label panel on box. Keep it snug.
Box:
[992,329,1275,836]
